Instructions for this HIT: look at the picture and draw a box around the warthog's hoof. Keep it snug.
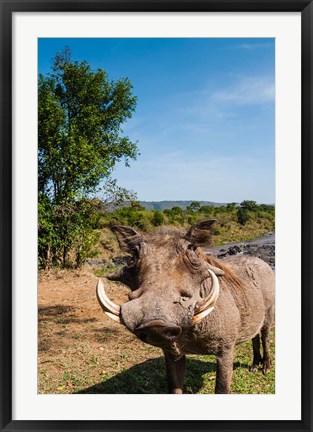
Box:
[249,364,259,373]
[262,359,271,374]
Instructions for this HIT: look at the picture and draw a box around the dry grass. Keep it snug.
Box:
[213,219,274,245]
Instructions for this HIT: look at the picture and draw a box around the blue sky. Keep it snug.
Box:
[38,38,275,204]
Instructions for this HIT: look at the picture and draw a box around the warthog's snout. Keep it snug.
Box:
[134,320,182,344]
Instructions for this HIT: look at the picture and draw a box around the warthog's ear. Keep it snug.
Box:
[111,225,142,251]
[185,219,218,246]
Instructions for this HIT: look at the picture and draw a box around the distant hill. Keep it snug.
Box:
[139,201,225,211]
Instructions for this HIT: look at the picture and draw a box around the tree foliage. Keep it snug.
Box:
[38,48,138,268]
[151,210,165,226]
[236,200,273,225]
[186,201,201,213]
[100,179,137,212]
[240,200,258,212]
[39,47,138,201]
[237,206,250,225]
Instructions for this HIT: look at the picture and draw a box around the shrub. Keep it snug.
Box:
[151,210,165,226]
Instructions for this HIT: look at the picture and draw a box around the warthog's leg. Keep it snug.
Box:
[163,351,186,394]
[261,305,274,374]
[261,325,271,374]
[250,334,262,372]
[215,345,234,394]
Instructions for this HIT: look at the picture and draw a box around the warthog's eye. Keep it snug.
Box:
[187,243,197,251]
[183,247,205,273]
[180,288,193,299]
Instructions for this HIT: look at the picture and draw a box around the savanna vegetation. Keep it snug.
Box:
[97,199,274,243]
[39,193,275,270]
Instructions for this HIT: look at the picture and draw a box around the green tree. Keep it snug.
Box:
[237,207,250,225]
[186,201,201,213]
[171,206,183,215]
[38,48,139,268]
[129,201,146,211]
[226,202,238,212]
[39,47,138,201]
[236,200,258,226]
[200,205,214,215]
[240,200,258,212]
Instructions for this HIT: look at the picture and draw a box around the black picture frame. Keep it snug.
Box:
[1,1,312,431]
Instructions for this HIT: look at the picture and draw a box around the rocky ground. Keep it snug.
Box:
[206,232,275,270]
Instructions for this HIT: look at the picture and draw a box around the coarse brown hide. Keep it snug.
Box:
[97,220,275,394]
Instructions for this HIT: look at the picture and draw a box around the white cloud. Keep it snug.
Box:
[235,42,274,50]
[211,76,275,106]
[155,75,273,141]
[120,75,275,145]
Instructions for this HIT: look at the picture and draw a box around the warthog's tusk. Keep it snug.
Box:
[192,269,220,325]
[96,279,122,323]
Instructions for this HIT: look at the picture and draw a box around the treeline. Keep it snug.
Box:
[139,200,222,211]
[39,198,274,270]
[94,200,275,253]
[95,200,275,263]
[99,200,274,233]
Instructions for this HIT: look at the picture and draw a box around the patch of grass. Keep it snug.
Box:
[184,329,275,394]
[39,328,275,394]
[213,220,274,246]
[93,267,108,277]
[93,266,119,278]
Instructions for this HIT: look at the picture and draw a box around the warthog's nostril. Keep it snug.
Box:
[134,320,182,344]
[164,327,181,339]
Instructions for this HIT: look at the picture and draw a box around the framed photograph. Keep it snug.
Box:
[1,1,312,431]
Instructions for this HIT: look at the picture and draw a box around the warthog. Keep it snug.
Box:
[96,220,275,394]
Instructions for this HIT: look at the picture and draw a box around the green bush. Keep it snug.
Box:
[237,207,250,225]
[151,210,165,226]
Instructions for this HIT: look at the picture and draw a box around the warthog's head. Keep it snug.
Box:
[96,220,223,355]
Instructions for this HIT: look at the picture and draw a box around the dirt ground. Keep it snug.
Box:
[38,267,164,394]
[38,266,275,395]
